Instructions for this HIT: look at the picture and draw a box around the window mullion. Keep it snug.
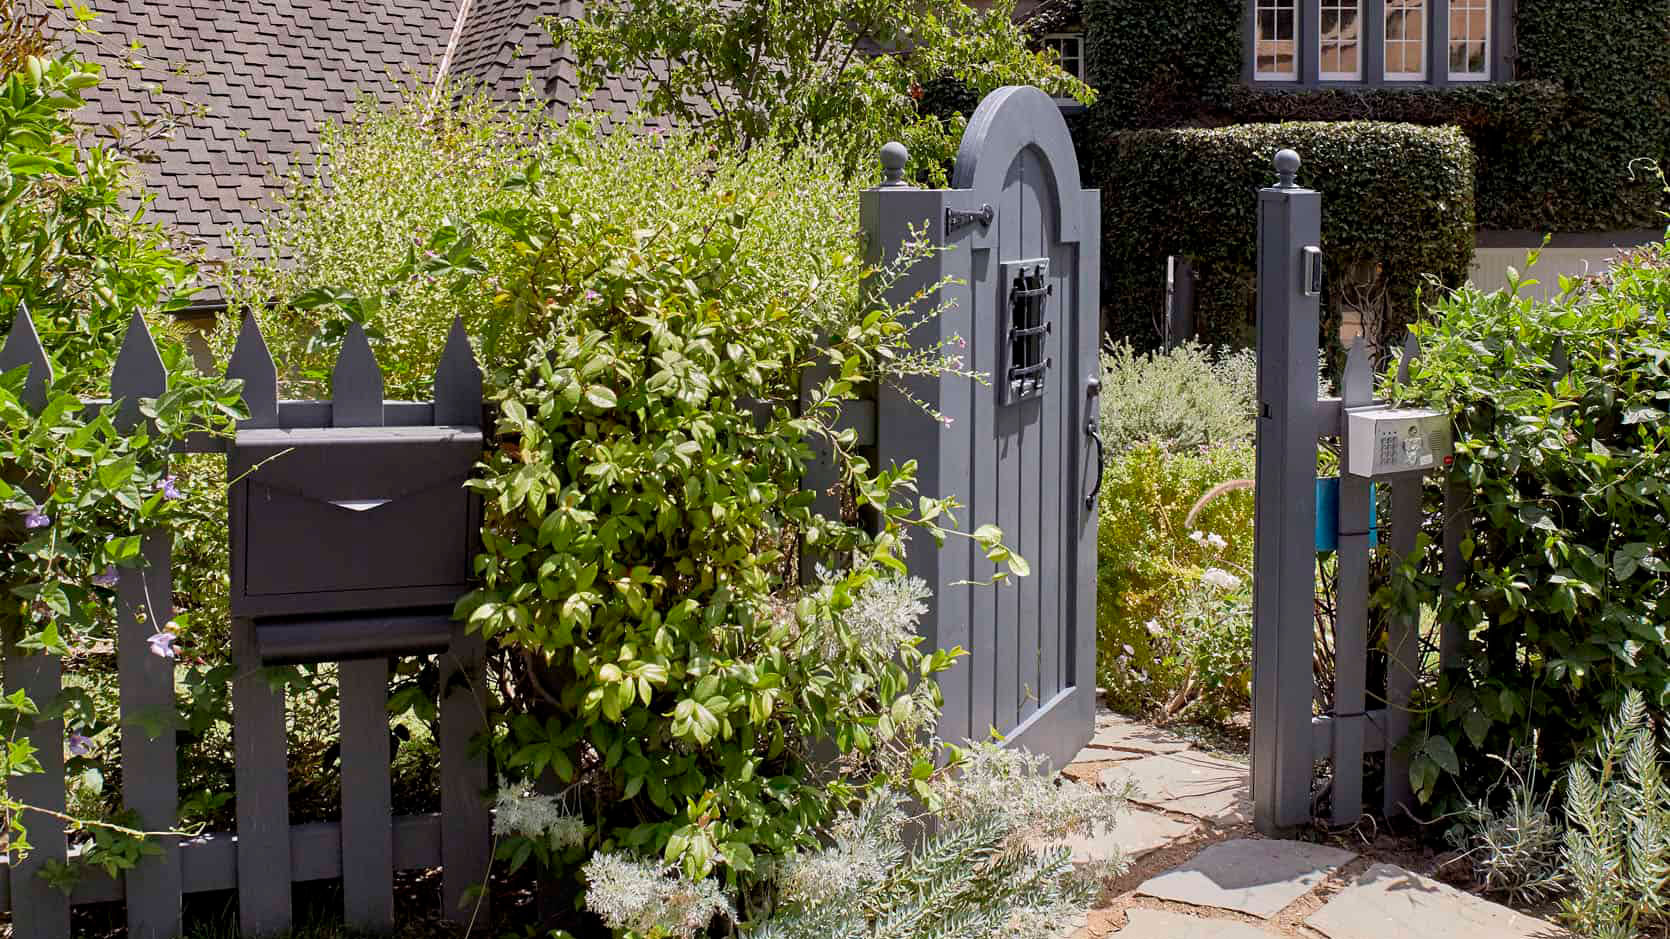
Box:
[1301,0,1322,83]
[1363,0,1385,84]
[1429,0,1451,86]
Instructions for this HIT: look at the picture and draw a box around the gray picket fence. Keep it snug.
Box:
[1,308,493,938]
[1251,150,1470,833]
[0,84,1101,937]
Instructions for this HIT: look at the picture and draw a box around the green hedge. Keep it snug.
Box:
[1080,0,1670,349]
[1094,121,1475,358]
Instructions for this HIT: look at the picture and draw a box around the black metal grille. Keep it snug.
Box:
[1005,264,1051,403]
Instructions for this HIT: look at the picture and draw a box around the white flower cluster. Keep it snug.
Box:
[1189,529,1230,551]
[491,785,587,850]
[583,852,734,939]
[772,790,904,909]
[1201,567,1243,591]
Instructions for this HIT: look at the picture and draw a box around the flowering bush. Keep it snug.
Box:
[0,49,244,879]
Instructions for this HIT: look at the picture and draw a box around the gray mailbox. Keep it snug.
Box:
[226,318,484,663]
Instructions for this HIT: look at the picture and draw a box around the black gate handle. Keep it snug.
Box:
[1085,376,1104,509]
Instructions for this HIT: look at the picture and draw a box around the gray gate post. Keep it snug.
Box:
[1252,150,1321,834]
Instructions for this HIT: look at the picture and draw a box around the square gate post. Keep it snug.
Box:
[1252,150,1322,834]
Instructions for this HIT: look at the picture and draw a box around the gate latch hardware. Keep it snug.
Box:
[946,203,994,234]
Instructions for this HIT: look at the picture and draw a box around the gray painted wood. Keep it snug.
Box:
[118,533,183,939]
[947,85,1097,769]
[1332,337,1373,827]
[1038,241,1067,710]
[232,616,292,934]
[796,365,843,586]
[1252,150,1323,834]
[111,312,167,433]
[441,623,490,925]
[332,322,385,428]
[1440,479,1469,669]
[1383,335,1423,819]
[339,657,394,932]
[3,624,72,938]
[1313,709,1388,758]
[1,303,52,413]
[226,312,278,429]
[433,317,482,428]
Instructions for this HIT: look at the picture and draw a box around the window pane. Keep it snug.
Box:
[1320,1,1362,79]
[1448,0,1490,78]
[1384,0,1426,78]
[1255,0,1298,78]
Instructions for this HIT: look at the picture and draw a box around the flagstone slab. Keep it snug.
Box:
[1104,752,1252,825]
[1117,908,1275,938]
[1057,808,1198,865]
[1137,839,1357,918]
[1068,744,1147,767]
[1088,713,1193,755]
[1307,864,1570,939]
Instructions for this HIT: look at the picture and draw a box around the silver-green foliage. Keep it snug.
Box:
[1449,740,1564,903]
[1560,690,1670,939]
[582,745,1128,939]
[1098,341,1257,455]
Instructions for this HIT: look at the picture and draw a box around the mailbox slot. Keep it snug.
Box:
[229,425,483,620]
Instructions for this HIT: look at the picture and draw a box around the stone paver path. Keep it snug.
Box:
[1059,708,1570,939]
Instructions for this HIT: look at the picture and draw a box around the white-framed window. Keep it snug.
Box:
[1448,0,1491,80]
[1043,33,1085,83]
[1318,0,1363,80]
[1254,0,1299,81]
[1383,0,1428,81]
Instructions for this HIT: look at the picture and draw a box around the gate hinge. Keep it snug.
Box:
[946,204,994,235]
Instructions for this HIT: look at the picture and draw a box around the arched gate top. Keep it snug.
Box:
[950,85,1088,244]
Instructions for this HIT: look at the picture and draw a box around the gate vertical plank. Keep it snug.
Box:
[227,312,279,429]
[1037,242,1067,709]
[1383,335,1424,819]
[1331,338,1373,827]
[112,311,184,939]
[797,366,842,587]
[441,622,490,926]
[433,317,483,428]
[3,632,72,938]
[1071,188,1102,750]
[2,303,52,411]
[233,615,291,934]
[340,657,394,931]
[118,536,183,939]
[992,154,1025,738]
[1251,152,1322,833]
[332,323,384,428]
[969,241,999,746]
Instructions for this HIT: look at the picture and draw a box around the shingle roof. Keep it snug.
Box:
[68,0,460,265]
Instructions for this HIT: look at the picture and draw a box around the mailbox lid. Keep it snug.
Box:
[231,426,483,613]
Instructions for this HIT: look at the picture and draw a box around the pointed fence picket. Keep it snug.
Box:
[0,307,493,936]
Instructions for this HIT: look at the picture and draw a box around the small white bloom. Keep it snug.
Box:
[1122,644,1135,657]
[1202,567,1242,591]
[1145,618,1163,637]
[1206,532,1229,550]
[1189,530,1207,545]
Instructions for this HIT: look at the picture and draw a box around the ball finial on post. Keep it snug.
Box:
[879,141,909,188]
[1273,149,1301,189]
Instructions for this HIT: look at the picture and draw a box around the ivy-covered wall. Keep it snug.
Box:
[1077,0,1670,348]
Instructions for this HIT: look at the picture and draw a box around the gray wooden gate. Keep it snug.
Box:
[861,86,1101,769]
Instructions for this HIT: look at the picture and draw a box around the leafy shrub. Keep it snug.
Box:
[1095,442,1255,717]
[1394,235,1670,800]
[555,0,1093,184]
[223,88,866,397]
[1088,121,1476,359]
[451,154,1021,887]
[579,744,1128,939]
[1560,691,1670,939]
[1098,341,1256,454]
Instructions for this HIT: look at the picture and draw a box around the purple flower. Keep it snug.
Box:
[147,630,177,659]
[67,733,93,758]
[155,475,183,501]
[23,508,49,529]
[92,565,120,588]
[584,290,601,302]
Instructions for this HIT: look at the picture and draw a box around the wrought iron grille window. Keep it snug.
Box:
[1003,261,1051,404]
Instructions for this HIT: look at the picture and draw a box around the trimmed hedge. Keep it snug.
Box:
[1094,121,1475,359]
[1080,0,1670,349]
